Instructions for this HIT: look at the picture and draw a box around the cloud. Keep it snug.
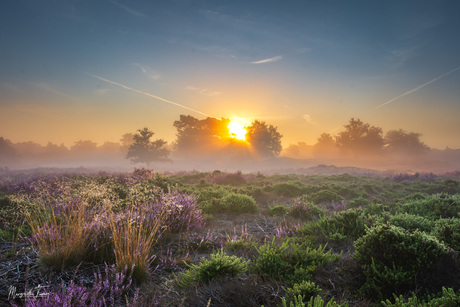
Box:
[186,85,221,96]
[251,55,283,64]
[374,65,460,110]
[133,63,161,80]
[302,114,316,125]
[108,0,145,17]
[84,72,218,119]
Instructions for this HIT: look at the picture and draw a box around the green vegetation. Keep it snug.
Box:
[1,168,459,305]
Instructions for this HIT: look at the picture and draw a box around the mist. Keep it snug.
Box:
[1,116,459,174]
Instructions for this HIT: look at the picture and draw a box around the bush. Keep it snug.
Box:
[284,280,322,303]
[174,249,249,287]
[222,193,258,214]
[353,224,451,299]
[347,195,368,208]
[254,238,338,285]
[398,193,460,219]
[301,209,369,242]
[288,199,324,220]
[432,218,460,252]
[382,287,460,307]
[310,190,343,204]
[269,205,288,216]
[389,213,434,233]
[267,181,307,197]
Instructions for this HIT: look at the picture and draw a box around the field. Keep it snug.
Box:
[0,167,459,306]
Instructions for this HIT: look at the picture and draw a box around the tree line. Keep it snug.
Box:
[0,115,455,168]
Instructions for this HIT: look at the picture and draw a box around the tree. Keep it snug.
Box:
[173,115,230,155]
[335,118,385,155]
[246,120,282,158]
[385,129,429,155]
[126,128,170,168]
[313,133,338,158]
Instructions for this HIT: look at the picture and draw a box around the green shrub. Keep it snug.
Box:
[353,224,451,299]
[389,213,434,233]
[310,190,343,204]
[382,287,460,306]
[269,205,288,216]
[284,280,322,303]
[302,209,369,242]
[174,249,249,287]
[398,193,460,219]
[267,181,307,197]
[222,193,258,214]
[347,195,368,208]
[432,218,460,252]
[254,238,338,285]
[288,199,324,220]
[280,295,347,307]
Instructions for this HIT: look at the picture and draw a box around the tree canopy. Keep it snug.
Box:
[246,120,283,158]
[173,115,230,155]
[385,129,429,155]
[335,118,385,155]
[126,128,170,168]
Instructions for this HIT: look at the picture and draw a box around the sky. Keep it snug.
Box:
[1,0,460,149]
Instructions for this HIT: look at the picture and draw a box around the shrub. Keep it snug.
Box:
[398,193,460,219]
[284,280,322,303]
[432,218,460,252]
[269,205,288,216]
[389,213,434,233]
[353,224,451,299]
[267,181,307,197]
[310,190,343,204]
[347,195,368,208]
[254,238,338,285]
[222,193,258,214]
[381,287,460,307]
[174,249,249,287]
[288,199,324,220]
[301,209,369,242]
[280,294,346,307]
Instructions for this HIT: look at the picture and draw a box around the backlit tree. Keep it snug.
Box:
[126,128,170,168]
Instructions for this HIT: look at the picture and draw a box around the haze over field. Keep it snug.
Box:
[1,1,460,171]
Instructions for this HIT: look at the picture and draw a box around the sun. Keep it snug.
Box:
[228,120,247,141]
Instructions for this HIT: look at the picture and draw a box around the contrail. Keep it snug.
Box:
[373,65,460,110]
[84,72,218,119]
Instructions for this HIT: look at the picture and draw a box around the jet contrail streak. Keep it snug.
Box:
[373,65,460,110]
[84,72,218,119]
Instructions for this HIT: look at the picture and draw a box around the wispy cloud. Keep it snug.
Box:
[108,0,145,17]
[302,114,316,125]
[186,86,221,96]
[133,63,161,80]
[84,72,218,119]
[251,55,283,64]
[374,65,460,110]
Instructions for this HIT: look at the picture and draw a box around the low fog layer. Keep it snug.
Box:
[1,116,459,174]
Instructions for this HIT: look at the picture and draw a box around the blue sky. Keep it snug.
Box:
[1,0,459,148]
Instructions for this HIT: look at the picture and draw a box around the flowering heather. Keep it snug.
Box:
[275,222,302,238]
[10,264,140,307]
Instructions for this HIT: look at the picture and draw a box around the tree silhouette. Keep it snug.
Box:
[173,115,230,155]
[335,118,385,155]
[313,133,338,158]
[246,120,282,158]
[385,129,429,155]
[126,128,170,168]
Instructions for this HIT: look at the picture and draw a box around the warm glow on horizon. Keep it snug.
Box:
[228,120,247,141]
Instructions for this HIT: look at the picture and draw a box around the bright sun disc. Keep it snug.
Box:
[228,121,247,141]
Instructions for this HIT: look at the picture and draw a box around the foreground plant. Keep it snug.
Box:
[174,249,249,288]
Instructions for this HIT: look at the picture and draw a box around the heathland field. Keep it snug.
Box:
[0,168,459,306]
